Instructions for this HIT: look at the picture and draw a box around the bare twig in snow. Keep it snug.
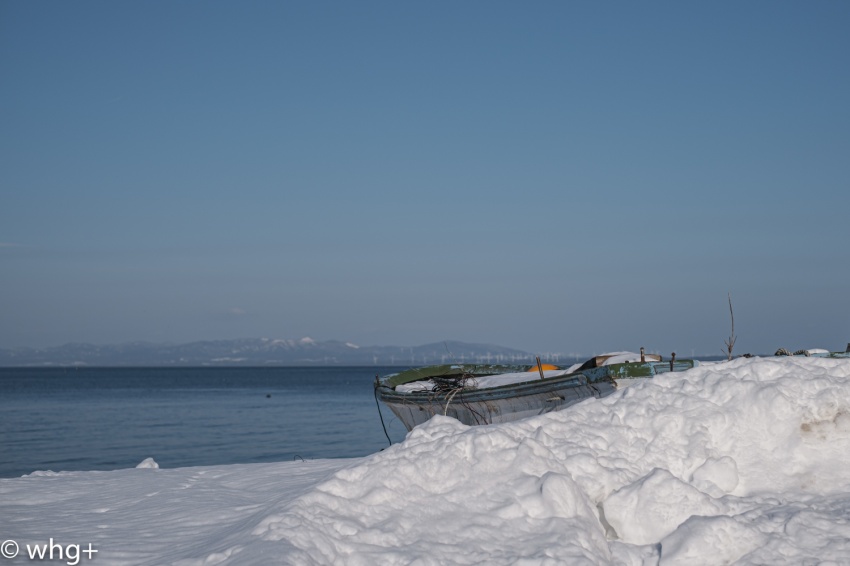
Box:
[723,293,737,360]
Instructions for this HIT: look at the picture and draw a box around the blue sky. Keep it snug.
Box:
[2,1,848,356]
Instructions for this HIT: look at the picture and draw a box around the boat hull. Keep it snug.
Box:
[377,360,697,431]
[378,373,615,430]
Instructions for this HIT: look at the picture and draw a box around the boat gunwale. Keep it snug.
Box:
[377,372,595,403]
[377,359,699,403]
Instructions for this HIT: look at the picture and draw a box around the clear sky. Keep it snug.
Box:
[2,1,848,356]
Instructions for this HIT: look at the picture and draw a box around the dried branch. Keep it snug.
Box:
[723,292,736,360]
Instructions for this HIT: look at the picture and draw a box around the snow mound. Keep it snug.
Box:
[136,457,159,469]
[258,356,850,564]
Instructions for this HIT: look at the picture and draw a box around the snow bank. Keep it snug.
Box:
[3,356,850,564]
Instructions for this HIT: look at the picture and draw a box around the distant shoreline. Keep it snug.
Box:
[0,355,739,369]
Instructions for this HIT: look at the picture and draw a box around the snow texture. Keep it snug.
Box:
[3,356,850,565]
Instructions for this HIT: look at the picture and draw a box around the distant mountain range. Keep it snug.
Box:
[0,338,581,367]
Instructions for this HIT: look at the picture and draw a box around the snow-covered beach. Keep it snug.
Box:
[3,356,850,565]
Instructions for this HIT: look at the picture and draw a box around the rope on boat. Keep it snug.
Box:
[373,377,392,448]
[444,386,462,416]
[431,373,488,424]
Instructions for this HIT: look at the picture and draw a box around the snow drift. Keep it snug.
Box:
[3,356,850,565]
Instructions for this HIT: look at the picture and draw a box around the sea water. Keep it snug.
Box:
[0,366,410,478]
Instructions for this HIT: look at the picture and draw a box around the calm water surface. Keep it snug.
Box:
[0,367,409,478]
